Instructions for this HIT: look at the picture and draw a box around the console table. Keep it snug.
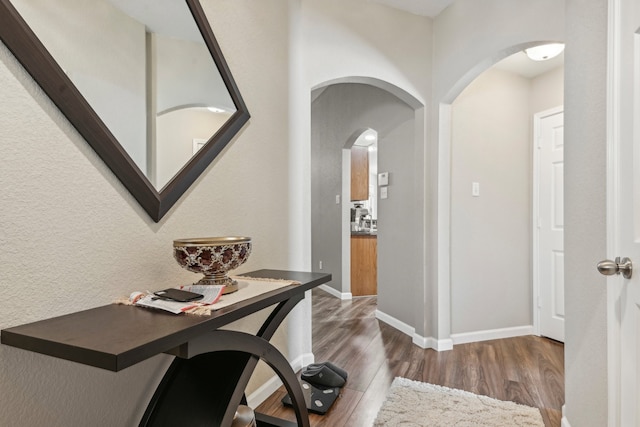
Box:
[0,269,331,427]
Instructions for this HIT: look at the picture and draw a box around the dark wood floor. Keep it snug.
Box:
[256,288,564,426]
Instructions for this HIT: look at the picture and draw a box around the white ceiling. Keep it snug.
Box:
[370,0,455,17]
[494,51,564,79]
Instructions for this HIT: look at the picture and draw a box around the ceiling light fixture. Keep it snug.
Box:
[524,43,565,61]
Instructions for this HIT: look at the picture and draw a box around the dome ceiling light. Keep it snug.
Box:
[524,43,565,61]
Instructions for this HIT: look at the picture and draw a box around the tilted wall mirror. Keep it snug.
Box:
[0,0,250,221]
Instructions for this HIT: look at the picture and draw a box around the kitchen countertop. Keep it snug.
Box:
[351,230,377,236]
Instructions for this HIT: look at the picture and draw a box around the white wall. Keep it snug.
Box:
[564,0,608,425]
[531,66,564,114]
[451,68,532,335]
[0,0,303,425]
[302,0,431,101]
[450,64,564,337]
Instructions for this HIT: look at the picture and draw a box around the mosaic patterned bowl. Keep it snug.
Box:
[173,237,252,294]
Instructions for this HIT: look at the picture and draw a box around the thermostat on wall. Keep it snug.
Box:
[378,172,389,186]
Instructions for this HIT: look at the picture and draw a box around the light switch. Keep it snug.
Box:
[336,195,340,204]
[380,186,388,199]
[472,182,480,197]
[378,172,389,186]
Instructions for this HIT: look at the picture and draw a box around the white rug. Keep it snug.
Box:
[373,377,545,427]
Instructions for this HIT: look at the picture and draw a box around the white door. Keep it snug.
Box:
[608,0,640,424]
[535,107,564,342]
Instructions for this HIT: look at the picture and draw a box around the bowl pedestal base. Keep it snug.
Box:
[196,274,238,294]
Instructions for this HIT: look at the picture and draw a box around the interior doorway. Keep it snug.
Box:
[349,129,378,297]
[448,48,565,344]
[534,107,565,342]
[310,80,425,318]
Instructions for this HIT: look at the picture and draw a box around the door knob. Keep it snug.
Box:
[597,257,633,279]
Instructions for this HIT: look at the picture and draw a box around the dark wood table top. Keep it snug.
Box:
[0,270,331,372]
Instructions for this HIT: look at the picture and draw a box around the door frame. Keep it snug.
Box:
[606,0,622,424]
[532,105,564,338]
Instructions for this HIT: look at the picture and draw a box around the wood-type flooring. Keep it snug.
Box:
[256,288,565,427]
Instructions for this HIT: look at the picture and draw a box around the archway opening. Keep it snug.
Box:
[438,41,565,346]
[310,79,425,333]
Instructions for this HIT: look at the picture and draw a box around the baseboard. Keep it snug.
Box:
[246,352,313,408]
[318,284,352,300]
[412,335,453,351]
[376,310,533,350]
[375,309,414,336]
[561,405,571,427]
[451,325,534,345]
[375,310,453,352]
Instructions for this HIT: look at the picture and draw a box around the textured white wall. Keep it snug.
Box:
[0,1,301,425]
[564,0,608,425]
[302,0,431,102]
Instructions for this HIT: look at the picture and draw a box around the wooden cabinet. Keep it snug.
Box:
[351,146,369,201]
[351,235,377,296]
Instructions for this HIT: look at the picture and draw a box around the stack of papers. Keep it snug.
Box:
[132,285,225,314]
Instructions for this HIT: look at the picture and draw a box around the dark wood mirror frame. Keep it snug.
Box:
[0,0,250,222]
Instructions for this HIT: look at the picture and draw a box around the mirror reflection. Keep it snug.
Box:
[10,0,237,190]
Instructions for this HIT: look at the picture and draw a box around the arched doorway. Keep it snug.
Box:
[437,42,563,349]
[310,78,426,331]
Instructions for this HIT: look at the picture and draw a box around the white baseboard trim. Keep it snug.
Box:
[451,325,534,345]
[412,335,454,351]
[376,310,533,351]
[246,352,313,408]
[375,309,414,336]
[561,405,571,427]
[375,310,453,352]
[318,284,352,300]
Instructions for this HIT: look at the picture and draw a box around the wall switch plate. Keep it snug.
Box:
[380,186,388,199]
[378,172,389,186]
[472,182,480,197]
[319,261,323,270]
[335,195,340,204]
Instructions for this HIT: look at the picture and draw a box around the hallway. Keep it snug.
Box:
[257,289,564,426]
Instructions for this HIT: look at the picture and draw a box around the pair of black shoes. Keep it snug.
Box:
[301,361,348,388]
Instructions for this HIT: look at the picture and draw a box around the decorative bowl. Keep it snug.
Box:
[173,237,252,294]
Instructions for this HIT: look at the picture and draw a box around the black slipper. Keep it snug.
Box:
[301,364,346,387]
[306,362,348,382]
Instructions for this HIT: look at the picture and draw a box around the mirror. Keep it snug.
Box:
[0,0,249,221]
